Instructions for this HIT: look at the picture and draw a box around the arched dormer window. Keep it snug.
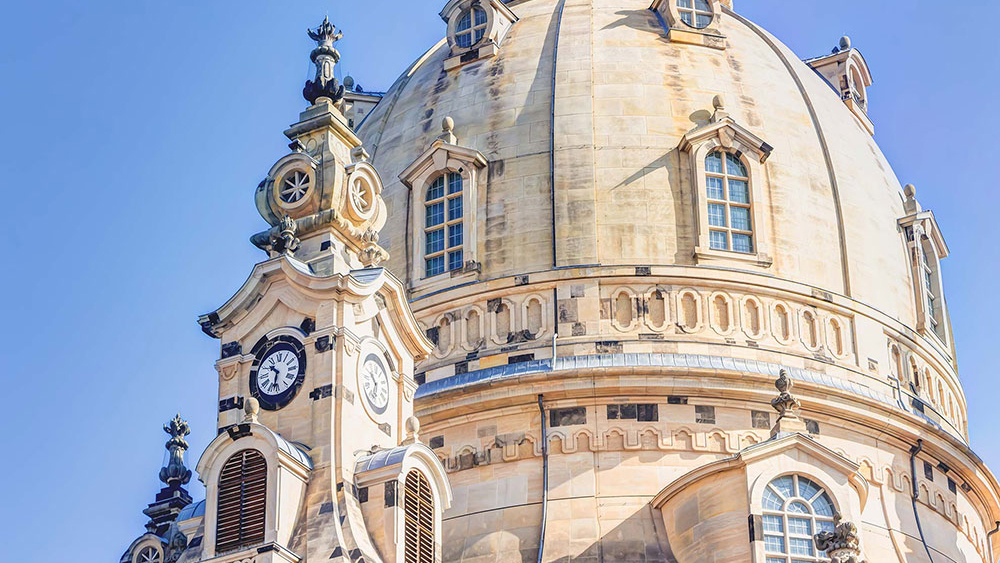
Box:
[679,101,773,268]
[440,0,518,71]
[216,449,267,554]
[899,184,950,347]
[705,150,753,254]
[424,172,464,277]
[403,469,435,563]
[677,0,713,29]
[761,474,837,562]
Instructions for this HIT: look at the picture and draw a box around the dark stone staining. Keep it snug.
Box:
[596,341,623,354]
[924,461,934,481]
[667,396,688,405]
[227,424,252,440]
[804,419,820,435]
[514,274,529,286]
[309,385,333,400]
[455,361,469,375]
[558,299,579,322]
[319,502,334,514]
[571,284,586,298]
[414,372,426,385]
[487,297,503,312]
[639,333,664,340]
[948,478,957,494]
[330,546,343,559]
[320,240,331,251]
[488,159,505,180]
[315,335,332,353]
[751,410,771,429]
[635,266,652,276]
[221,342,242,359]
[429,435,445,449]
[507,329,535,343]
[357,487,369,504]
[600,298,611,319]
[695,405,716,424]
[550,406,587,427]
[219,396,244,412]
[426,326,440,346]
[300,317,316,336]
[608,403,658,422]
[508,353,535,364]
[572,322,586,336]
[378,422,391,436]
[384,481,397,507]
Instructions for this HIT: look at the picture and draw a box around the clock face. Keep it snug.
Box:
[249,335,307,410]
[360,353,389,415]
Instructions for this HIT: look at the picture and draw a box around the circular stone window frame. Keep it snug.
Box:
[446,1,496,53]
[272,166,316,212]
[669,0,718,31]
[344,161,383,224]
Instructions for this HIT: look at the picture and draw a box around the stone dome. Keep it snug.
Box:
[359,0,967,455]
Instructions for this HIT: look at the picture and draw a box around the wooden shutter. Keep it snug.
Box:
[216,449,267,554]
[403,470,435,563]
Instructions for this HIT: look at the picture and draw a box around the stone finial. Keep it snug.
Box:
[839,36,852,51]
[770,369,807,437]
[244,397,260,424]
[711,94,729,123]
[303,16,346,105]
[159,414,192,487]
[270,215,301,256]
[439,116,458,144]
[815,514,866,563]
[402,416,421,445]
[902,183,922,214]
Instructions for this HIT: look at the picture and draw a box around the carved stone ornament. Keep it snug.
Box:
[164,530,188,563]
[814,513,866,563]
[159,414,192,487]
[360,227,389,267]
[303,17,346,104]
[269,214,301,256]
[771,369,801,419]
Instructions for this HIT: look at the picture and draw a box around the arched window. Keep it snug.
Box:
[455,6,487,48]
[403,470,435,563]
[216,449,267,554]
[425,172,464,277]
[677,0,713,29]
[762,475,837,562]
[705,151,754,254]
[135,546,161,563]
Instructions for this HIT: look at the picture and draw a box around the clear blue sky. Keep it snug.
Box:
[0,1,996,561]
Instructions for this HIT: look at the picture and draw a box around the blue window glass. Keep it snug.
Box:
[694,0,711,11]
[726,153,747,177]
[448,250,464,271]
[708,203,727,227]
[771,476,794,499]
[732,234,753,253]
[426,229,445,254]
[764,536,785,554]
[426,202,444,228]
[427,176,445,201]
[730,207,751,231]
[448,172,463,194]
[766,559,784,563]
[706,151,723,174]
[816,520,835,534]
[762,515,784,533]
[426,255,445,277]
[448,224,463,249]
[787,517,811,536]
[812,494,835,517]
[728,179,749,203]
[457,10,472,32]
[695,14,712,27]
[706,176,724,199]
[787,502,810,514]
[789,538,813,557]
[448,196,463,220]
[762,488,783,511]
[677,0,692,7]
[797,477,822,500]
[474,7,487,25]
[709,230,728,251]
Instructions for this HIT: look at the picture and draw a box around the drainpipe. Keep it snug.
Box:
[537,394,549,563]
[987,521,1000,563]
[909,440,935,562]
[551,332,558,363]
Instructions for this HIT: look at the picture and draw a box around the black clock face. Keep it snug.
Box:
[249,335,307,410]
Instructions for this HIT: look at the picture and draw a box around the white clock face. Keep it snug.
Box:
[257,348,300,397]
[361,354,389,414]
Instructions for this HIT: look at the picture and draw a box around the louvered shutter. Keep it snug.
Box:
[403,470,435,563]
[216,449,267,553]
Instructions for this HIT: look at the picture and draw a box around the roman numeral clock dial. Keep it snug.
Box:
[249,335,307,410]
[360,353,389,416]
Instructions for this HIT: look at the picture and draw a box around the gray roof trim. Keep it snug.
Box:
[414,352,965,444]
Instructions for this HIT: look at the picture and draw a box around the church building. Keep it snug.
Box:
[120,2,1000,563]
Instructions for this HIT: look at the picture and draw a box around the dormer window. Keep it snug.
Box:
[805,36,875,135]
[678,96,773,268]
[440,0,518,70]
[216,449,267,553]
[899,184,950,348]
[677,0,713,29]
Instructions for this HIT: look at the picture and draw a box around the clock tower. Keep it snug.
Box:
[117,18,451,563]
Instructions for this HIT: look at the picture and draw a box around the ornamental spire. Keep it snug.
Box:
[303,16,346,105]
[159,414,192,487]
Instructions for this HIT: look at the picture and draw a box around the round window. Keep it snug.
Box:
[279,170,311,204]
[677,0,713,29]
[135,546,161,563]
